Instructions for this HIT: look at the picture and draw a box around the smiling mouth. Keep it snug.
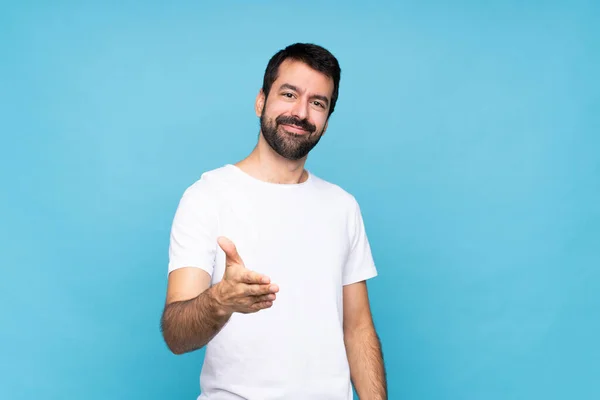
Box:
[281,124,310,134]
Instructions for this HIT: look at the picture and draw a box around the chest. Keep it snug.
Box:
[211,191,351,292]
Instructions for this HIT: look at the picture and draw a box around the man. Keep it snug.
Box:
[161,43,387,400]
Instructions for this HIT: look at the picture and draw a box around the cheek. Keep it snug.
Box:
[311,114,328,130]
[264,99,289,116]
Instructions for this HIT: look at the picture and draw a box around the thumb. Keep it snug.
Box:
[217,236,243,266]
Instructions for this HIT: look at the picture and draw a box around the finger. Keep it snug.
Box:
[246,284,278,296]
[241,270,270,285]
[217,237,243,265]
[252,301,273,311]
[254,293,276,303]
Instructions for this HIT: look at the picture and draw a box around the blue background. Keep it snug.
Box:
[1,1,598,399]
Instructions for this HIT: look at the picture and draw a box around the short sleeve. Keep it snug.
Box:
[168,179,219,276]
[342,198,378,285]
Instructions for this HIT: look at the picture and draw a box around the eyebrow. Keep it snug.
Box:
[279,83,330,107]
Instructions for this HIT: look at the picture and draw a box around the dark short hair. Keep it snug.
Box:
[262,43,341,117]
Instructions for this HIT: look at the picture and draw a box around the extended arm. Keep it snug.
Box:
[161,237,278,355]
[343,281,387,400]
[161,267,230,355]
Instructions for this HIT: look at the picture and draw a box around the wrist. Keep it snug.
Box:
[207,283,232,318]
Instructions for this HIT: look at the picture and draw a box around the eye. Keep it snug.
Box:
[313,100,325,108]
[282,92,295,98]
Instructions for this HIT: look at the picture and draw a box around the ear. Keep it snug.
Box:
[255,89,266,117]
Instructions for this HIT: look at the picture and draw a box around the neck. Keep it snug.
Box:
[234,132,309,184]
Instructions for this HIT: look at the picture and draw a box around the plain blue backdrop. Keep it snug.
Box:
[1,1,598,399]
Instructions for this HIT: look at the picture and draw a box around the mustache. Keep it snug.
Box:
[275,115,316,134]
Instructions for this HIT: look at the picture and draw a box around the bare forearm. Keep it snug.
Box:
[345,325,387,400]
[161,286,231,355]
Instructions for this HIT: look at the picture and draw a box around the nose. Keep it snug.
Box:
[291,98,308,120]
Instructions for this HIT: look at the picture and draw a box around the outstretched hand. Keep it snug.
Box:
[213,236,279,315]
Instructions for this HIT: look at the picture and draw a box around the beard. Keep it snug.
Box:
[260,109,324,161]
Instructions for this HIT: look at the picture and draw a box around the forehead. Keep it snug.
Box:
[272,59,334,97]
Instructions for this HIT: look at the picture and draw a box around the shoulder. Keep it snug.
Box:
[174,164,236,213]
[180,164,234,195]
[309,172,361,213]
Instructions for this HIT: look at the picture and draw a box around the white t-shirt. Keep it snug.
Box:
[168,164,378,400]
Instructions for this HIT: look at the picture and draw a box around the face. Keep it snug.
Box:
[256,59,334,161]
